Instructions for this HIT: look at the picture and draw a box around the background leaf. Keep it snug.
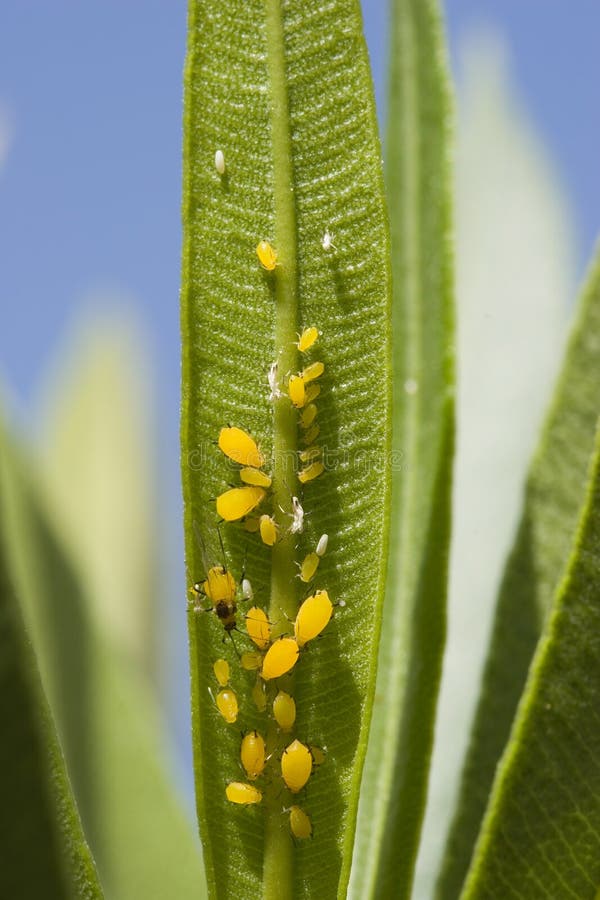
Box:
[414,32,575,899]
[0,413,205,900]
[461,420,600,898]
[36,308,159,687]
[0,419,103,900]
[349,1,454,897]
[437,244,600,897]
[181,0,391,897]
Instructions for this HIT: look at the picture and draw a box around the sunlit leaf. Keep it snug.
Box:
[181,0,391,896]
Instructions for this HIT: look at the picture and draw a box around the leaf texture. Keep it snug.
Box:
[461,422,600,898]
[0,425,204,900]
[181,0,391,897]
[0,422,103,900]
[349,0,455,897]
[438,247,600,897]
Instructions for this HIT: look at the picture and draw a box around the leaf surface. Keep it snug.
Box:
[0,421,103,900]
[415,35,575,899]
[438,248,600,897]
[0,422,204,900]
[460,422,600,898]
[349,1,454,897]
[181,1,391,897]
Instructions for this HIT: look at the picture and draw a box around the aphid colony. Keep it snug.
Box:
[190,314,337,843]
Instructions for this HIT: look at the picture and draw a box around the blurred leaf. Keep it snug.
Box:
[414,34,575,898]
[349,1,454,897]
[461,421,600,897]
[0,421,103,900]
[181,0,391,896]
[0,421,205,900]
[437,245,600,897]
[37,309,158,684]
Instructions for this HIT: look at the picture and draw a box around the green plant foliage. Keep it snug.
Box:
[460,421,600,897]
[438,248,600,898]
[0,424,204,900]
[0,423,103,900]
[181,0,391,896]
[349,1,454,897]
[37,311,159,686]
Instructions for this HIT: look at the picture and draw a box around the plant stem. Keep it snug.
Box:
[264,0,297,897]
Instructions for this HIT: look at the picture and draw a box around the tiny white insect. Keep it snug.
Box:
[268,361,282,401]
[215,149,225,175]
[316,534,329,557]
[322,229,336,251]
[242,577,253,601]
[404,378,418,395]
[290,496,305,534]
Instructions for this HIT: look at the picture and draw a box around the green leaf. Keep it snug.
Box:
[0,421,205,900]
[416,34,575,898]
[181,1,391,897]
[438,247,600,898]
[36,309,159,685]
[0,422,103,900]
[460,420,600,897]
[349,1,454,897]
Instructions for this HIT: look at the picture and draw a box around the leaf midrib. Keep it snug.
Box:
[263,1,299,897]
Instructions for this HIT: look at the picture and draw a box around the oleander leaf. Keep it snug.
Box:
[0,419,103,900]
[37,309,159,685]
[0,421,205,900]
[415,34,574,899]
[181,0,391,897]
[349,1,455,897]
[460,421,600,897]
[438,246,600,897]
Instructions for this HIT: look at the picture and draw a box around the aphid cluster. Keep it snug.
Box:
[190,292,337,843]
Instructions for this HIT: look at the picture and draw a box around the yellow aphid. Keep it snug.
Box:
[216,688,238,724]
[298,326,319,353]
[241,651,263,671]
[259,514,278,547]
[256,240,278,271]
[299,404,318,430]
[218,426,264,468]
[281,739,313,793]
[310,746,326,767]
[299,445,321,464]
[252,677,267,712]
[213,658,230,686]
[288,374,306,409]
[240,467,272,488]
[305,383,321,404]
[201,566,236,605]
[216,486,266,522]
[302,361,325,384]
[273,691,296,732]
[289,806,312,840]
[245,606,271,650]
[294,590,333,647]
[226,782,262,805]
[261,637,300,681]
[244,517,260,533]
[302,424,320,445]
[190,566,237,632]
[241,730,266,780]
[300,552,320,583]
[298,461,325,484]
